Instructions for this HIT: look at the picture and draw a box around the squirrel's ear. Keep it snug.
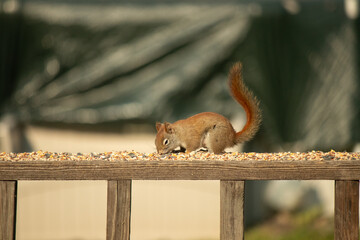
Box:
[164,122,174,134]
[156,122,163,132]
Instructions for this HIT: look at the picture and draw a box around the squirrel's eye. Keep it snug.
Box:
[163,139,169,145]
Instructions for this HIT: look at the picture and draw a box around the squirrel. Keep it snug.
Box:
[155,62,262,154]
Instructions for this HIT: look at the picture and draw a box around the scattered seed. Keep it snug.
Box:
[0,150,358,162]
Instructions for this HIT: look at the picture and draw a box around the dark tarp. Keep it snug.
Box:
[1,0,359,152]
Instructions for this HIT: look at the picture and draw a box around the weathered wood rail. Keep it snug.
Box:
[0,151,359,240]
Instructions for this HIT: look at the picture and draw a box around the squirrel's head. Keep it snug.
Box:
[155,122,179,154]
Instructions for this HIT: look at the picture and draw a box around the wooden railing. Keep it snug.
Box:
[0,152,359,240]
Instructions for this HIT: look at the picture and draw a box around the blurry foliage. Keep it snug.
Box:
[245,207,333,240]
[191,207,334,240]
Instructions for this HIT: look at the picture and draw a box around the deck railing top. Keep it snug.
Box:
[1,151,359,240]
[0,150,359,181]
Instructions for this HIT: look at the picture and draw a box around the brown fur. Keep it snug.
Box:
[155,62,261,154]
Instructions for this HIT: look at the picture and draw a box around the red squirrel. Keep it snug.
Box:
[155,62,261,154]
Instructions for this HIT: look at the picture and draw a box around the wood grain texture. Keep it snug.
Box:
[0,160,360,180]
[220,181,244,240]
[107,180,132,240]
[334,180,359,240]
[0,181,17,240]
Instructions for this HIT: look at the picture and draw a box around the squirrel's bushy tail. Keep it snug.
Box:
[229,62,262,144]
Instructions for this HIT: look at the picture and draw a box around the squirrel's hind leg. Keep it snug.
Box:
[205,126,234,154]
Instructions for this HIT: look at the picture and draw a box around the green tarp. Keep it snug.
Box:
[1,0,359,151]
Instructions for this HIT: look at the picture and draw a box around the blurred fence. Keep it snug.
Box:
[0,152,359,239]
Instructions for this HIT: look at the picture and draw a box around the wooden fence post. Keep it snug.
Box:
[334,180,359,240]
[220,180,245,240]
[107,180,132,240]
[0,181,17,240]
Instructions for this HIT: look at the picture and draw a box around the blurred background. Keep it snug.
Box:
[1,0,360,239]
